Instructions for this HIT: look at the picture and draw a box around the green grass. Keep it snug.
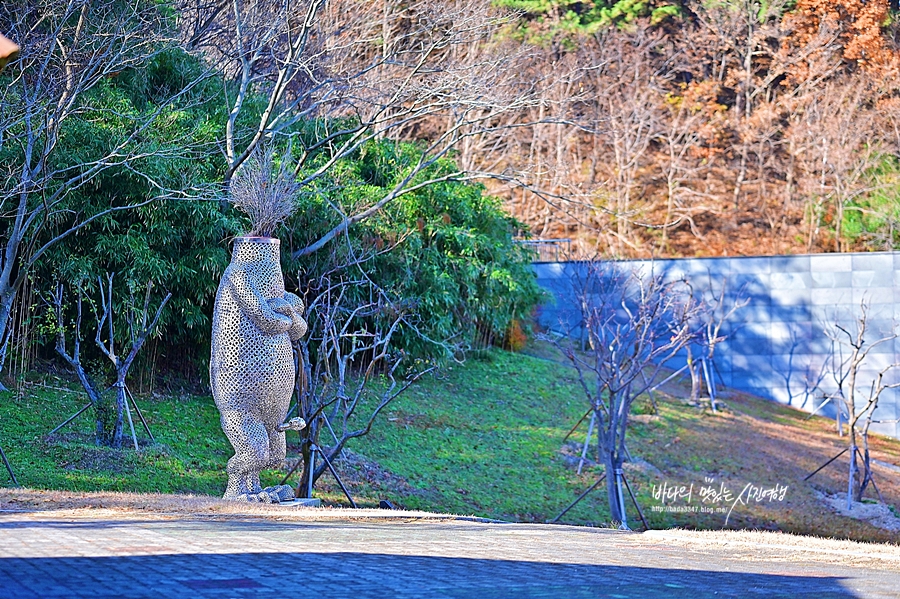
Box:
[0,351,621,524]
[0,384,285,495]
[349,351,595,521]
[3,347,900,542]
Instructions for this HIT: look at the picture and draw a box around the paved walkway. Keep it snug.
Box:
[0,508,898,599]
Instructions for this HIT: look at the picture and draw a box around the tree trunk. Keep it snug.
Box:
[601,417,626,526]
[297,445,313,498]
[112,379,127,449]
[91,387,123,448]
[604,449,625,525]
[857,444,872,502]
[0,289,15,390]
[58,352,119,447]
[847,366,859,503]
[296,420,319,498]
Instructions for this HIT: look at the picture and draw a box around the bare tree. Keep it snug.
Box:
[713,0,791,208]
[93,275,171,448]
[0,0,208,383]
[817,301,900,508]
[587,26,667,255]
[50,276,170,448]
[546,262,698,527]
[781,329,829,411]
[656,87,708,248]
[179,0,540,257]
[50,282,107,444]
[283,276,435,499]
[788,79,882,252]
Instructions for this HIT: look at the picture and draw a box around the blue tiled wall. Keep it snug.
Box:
[533,252,900,440]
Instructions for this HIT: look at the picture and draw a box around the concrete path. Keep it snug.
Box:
[0,508,898,599]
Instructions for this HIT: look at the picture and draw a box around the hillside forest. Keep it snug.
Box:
[464,0,900,258]
[2,0,900,389]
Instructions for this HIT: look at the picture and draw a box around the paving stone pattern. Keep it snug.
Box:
[534,253,900,440]
[0,511,897,599]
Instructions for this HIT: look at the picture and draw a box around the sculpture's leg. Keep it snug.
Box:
[266,428,287,469]
[260,406,295,502]
[260,374,293,470]
[219,408,270,500]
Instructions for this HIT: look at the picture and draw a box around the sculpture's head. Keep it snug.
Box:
[232,235,280,263]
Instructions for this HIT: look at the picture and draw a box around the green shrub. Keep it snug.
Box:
[285,140,544,360]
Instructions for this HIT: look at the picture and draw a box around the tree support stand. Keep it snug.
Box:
[621,469,650,530]
[309,443,358,508]
[48,402,92,436]
[0,442,18,487]
[549,473,605,524]
[548,470,649,530]
[701,358,717,412]
[48,384,154,448]
[281,441,358,508]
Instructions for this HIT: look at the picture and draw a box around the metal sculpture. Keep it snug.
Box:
[210,236,308,502]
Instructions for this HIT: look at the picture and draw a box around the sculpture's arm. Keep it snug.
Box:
[283,292,308,342]
[284,292,304,315]
[225,266,292,335]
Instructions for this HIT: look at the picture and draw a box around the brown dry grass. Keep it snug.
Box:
[0,487,470,522]
[2,488,899,570]
[624,381,900,543]
[524,341,900,542]
[641,529,900,570]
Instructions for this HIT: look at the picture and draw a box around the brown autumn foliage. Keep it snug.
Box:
[784,0,893,68]
[171,0,900,260]
[312,0,900,259]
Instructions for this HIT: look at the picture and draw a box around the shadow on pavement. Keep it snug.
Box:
[0,551,861,598]
[0,518,340,532]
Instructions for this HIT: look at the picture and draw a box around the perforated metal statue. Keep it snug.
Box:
[210,237,308,502]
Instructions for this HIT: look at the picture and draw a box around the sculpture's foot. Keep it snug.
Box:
[224,484,295,503]
[227,490,277,503]
[263,484,296,502]
[276,417,306,432]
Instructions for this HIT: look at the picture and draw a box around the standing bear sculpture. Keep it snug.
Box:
[210,236,307,502]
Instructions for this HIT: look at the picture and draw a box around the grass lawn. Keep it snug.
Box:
[2,346,900,543]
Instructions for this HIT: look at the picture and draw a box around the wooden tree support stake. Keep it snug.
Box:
[549,473,606,524]
[48,403,92,436]
[804,447,849,481]
[0,442,18,487]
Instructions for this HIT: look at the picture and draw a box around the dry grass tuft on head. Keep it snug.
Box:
[228,147,300,238]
